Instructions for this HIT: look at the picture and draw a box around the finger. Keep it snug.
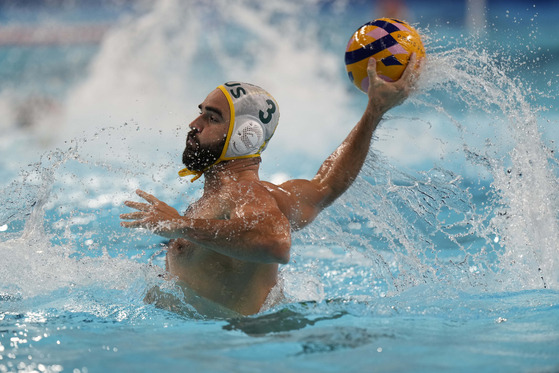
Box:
[121,220,145,229]
[124,200,151,211]
[411,53,424,81]
[400,53,418,84]
[136,189,159,204]
[120,212,146,220]
[411,52,422,69]
[366,57,379,80]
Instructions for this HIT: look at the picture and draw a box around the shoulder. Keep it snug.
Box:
[262,179,328,208]
[226,179,275,199]
[223,178,327,230]
[260,179,326,230]
[259,180,296,207]
[223,179,284,211]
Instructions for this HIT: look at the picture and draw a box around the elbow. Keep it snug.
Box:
[275,237,291,264]
[251,213,292,264]
[266,232,291,265]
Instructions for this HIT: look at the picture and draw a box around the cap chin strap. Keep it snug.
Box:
[178,167,204,182]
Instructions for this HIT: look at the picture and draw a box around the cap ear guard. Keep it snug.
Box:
[226,116,265,158]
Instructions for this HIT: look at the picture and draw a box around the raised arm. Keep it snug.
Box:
[274,55,418,229]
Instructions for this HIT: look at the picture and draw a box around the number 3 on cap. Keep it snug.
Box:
[259,99,276,124]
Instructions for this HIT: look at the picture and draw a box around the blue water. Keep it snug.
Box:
[1,0,559,372]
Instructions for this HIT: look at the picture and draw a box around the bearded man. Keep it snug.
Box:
[120,56,417,317]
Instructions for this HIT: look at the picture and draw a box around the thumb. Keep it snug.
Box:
[366,57,379,81]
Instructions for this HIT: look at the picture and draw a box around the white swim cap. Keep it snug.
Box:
[218,81,280,159]
[179,81,280,181]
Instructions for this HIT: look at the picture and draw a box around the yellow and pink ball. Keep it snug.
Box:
[345,18,425,92]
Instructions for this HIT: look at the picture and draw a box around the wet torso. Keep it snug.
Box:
[165,182,281,316]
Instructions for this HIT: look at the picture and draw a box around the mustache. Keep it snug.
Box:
[186,130,200,148]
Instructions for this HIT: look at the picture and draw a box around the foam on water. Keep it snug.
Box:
[0,147,163,307]
[417,40,559,289]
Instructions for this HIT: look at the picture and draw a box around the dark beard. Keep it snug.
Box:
[182,132,226,172]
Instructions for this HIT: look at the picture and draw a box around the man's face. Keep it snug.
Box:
[182,89,231,171]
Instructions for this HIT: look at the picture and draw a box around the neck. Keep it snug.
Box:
[203,157,261,189]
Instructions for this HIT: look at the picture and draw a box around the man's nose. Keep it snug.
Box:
[189,116,203,133]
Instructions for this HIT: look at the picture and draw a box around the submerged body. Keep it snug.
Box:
[163,176,290,316]
[121,56,418,316]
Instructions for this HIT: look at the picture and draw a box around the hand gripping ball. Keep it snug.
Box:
[345,18,425,93]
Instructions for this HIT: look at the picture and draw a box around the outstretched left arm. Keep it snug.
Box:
[120,189,291,264]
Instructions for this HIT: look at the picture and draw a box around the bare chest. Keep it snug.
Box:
[167,194,233,265]
[165,193,244,293]
[184,194,232,220]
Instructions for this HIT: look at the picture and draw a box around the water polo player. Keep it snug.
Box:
[120,55,418,316]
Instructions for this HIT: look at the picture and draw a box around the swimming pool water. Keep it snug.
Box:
[1,0,558,372]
